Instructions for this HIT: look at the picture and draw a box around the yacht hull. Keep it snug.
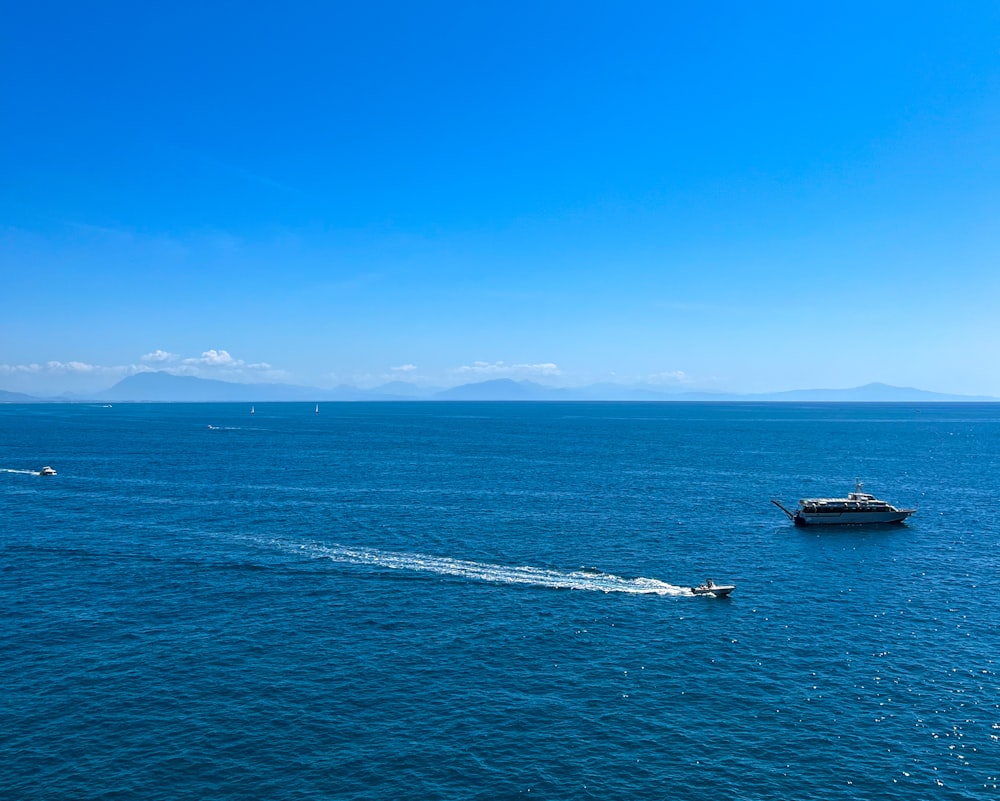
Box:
[794,510,913,526]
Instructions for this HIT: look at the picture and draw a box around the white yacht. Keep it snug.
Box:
[772,480,915,526]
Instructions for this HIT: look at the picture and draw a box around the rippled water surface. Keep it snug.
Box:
[3,402,999,799]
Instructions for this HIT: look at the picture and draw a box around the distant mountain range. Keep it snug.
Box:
[1,373,996,403]
[0,389,44,402]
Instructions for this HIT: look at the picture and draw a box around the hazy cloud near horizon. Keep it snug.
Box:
[0,349,715,396]
[0,350,285,395]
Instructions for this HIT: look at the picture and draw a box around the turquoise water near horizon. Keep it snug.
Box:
[3,402,999,799]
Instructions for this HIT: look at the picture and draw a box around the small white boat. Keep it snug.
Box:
[690,580,734,597]
[39,466,57,476]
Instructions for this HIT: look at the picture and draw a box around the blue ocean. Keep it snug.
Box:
[3,402,999,799]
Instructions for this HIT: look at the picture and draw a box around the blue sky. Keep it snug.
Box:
[3,1,1000,396]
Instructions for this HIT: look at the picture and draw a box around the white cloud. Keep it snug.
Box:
[391,364,417,372]
[141,349,178,363]
[37,360,103,373]
[0,348,283,394]
[0,359,150,395]
[183,349,239,367]
[176,349,274,374]
[0,363,44,374]
[0,360,146,378]
[454,361,561,377]
[527,363,561,375]
[644,370,693,386]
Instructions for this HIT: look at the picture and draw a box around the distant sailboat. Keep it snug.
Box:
[251,405,255,415]
[315,404,319,414]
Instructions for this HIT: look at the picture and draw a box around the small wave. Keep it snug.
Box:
[274,540,689,596]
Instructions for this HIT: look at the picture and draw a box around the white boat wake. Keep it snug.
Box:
[273,540,689,596]
[1,468,42,476]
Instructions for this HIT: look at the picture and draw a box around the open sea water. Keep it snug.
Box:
[3,401,999,799]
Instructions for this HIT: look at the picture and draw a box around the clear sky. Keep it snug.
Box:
[3,1,1000,396]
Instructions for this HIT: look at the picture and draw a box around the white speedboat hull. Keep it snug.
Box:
[690,584,735,597]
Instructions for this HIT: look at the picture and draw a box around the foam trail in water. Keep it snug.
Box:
[1,468,41,476]
[277,540,689,596]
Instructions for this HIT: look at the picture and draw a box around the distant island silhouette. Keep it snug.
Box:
[2,373,996,403]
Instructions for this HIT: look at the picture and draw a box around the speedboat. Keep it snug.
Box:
[690,581,734,597]
[39,466,57,476]
[772,479,915,526]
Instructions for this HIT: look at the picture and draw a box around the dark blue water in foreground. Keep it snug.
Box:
[3,402,999,799]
